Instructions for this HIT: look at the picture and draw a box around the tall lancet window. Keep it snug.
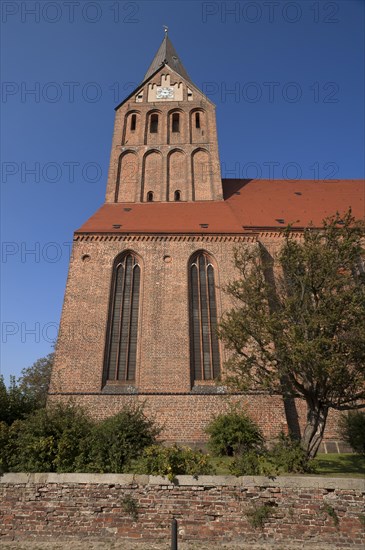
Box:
[189,252,221,381]
[105,252,141,382]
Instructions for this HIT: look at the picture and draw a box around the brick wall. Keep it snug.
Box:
[49,233,344,446]
[1,474,364,547]
[104,65,223,204]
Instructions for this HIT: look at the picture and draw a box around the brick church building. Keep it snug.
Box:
[49,33,364,448]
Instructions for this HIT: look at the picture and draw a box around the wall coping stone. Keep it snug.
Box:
[1,472,364,491]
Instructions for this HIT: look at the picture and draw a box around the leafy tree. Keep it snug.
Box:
[0,353,53,425]
[0,376,34,425]
[339,411,365,455]
[219,210,365,459]
[18,352,53,409]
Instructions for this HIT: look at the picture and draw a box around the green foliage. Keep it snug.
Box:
[339,411,365,456]
[18,353,53,409]
[0,422,9,474]
[322,503,339,527]
[0,353,54,426]
[4,404,93,473]
[1,402,159,474]
[219,210,365,458]
[0,376,34,425]
[206,410,264,457]
[133,444,214,481]
[229,450,275,476]
[217,434,315,476]
[121,494,139,521]
[81,405,160,473]
[269,433,315,473]
[246,503,276,529]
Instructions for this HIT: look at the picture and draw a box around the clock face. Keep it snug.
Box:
[156,86,174,99]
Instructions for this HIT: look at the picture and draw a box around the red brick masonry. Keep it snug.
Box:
[1,474,364,547]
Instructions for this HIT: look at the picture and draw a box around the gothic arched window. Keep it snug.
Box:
[189,252,221,381]
[105,252,141,382]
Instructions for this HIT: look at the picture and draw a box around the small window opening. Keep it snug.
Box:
[174,190,181,201]
[130,114,137,131]
[150,114,158,133]
[172,113,180,133]
[195,112,201,129]
[147,191,154,202]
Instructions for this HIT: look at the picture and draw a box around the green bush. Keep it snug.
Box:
[133,444,214,481]
[339,412,365,455]
[5,404,93,473]
[229,450,276,476]
[82,405,160,473]
[269,433,314,473]
[206,410,264,457]
[2,403,160,474]
[229,433,315,476]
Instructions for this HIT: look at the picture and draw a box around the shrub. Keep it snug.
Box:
[229,450,276,476]
[229,433,315,476]
[206,410,264,457]
[133,444,214,481]
[268,433,314,473]
[6,404,93,473]
[121,494,139,521]
[339,412,365,455]
[82,404,160,473]
[3,402,160,474]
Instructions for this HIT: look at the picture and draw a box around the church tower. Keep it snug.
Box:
[105,31,223,203]
[49,34,227,431]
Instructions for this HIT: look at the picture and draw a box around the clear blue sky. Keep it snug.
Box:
[1,0,364,384]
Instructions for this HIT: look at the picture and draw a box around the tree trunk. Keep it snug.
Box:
[301,402,329,459]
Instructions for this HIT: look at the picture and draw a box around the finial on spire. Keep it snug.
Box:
[163,25,168,36]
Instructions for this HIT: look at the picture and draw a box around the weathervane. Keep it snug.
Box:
[163,25,168,36]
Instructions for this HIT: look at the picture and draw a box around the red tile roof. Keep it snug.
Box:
[76,179,365,234]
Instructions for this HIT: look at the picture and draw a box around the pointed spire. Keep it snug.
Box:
[144,32,193,84]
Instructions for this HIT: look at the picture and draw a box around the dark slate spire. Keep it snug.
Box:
[144,32,193,84]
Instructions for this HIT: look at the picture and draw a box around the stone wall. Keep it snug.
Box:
[1,474,364,547]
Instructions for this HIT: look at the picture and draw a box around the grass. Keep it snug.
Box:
[313,453,365,478]
[208,453,365,477]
